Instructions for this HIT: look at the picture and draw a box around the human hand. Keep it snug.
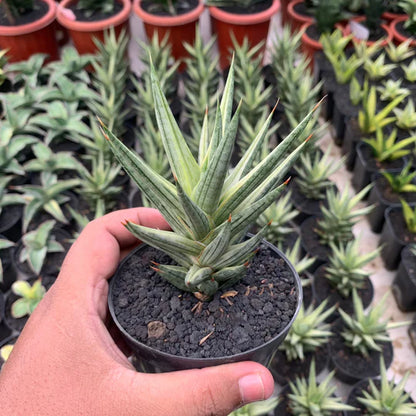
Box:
[0,208,274,416]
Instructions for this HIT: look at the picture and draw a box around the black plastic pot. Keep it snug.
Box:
[0,236,17,293]
[328,320,394,385]
[0,293,12,344]
[0,205,23,242]
[379,206,416,270]
[341,118,361,171]
[393,246,416,312]
[409,315,416,353]
[352,142,406,194]
[321,71,338,121]
[108,239,303,373]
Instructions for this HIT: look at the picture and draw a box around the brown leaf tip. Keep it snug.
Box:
[284,177,291,185]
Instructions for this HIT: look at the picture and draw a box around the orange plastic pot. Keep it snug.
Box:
[343,16,393,47]
[391,16,416,47]
[133,0,204,70]
[0,0,59,63]
[56,0,132,55]
[209,0,280,70]
[287,0,313,34]
[382,11,406,23]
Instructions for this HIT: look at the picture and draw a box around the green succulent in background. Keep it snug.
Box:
[42,75,94,104]
[400,0,416,34]
[287,360,356,416]
[30,101,92,146]
[77,0,116,17]
[46,46,92,84]
[15,174,80,232]
[385,40,415,63]
[90,29,130,137]
[0,0,34,24]
[131,33,180,126]
[358,86,405,134]
[229,397,280,416]
[320,28,351,59]
[393,99,416,130]
[353,38,382,61]
[256,191,299,250]
[233,37,276,157]
[386,0,404,13]
[377,79,410,102]
[294,146,344,201]
[316,185,373,246]
[364,127,416,163]
[18,220,65,277]
[400,198,416,233]
[350,76,368,107]
[284,238,315,287]
[0,344,13,363]
[270,25,304,70]
[183,31,220,155]
[0,50,7,87]
[357,356,416,415]
[363,0,386,34]
[0,124,37,176]
[383,162,416,194]
[340,289,409,357]
[0,237,14,284]
[11,279,46,318]
[402,58,416,82]
[279,300,335,362]
[76,153,122,216]
[364,53,397,81]
[24,141,83,184]
[324,239,380,298]
[7,54,48,88]
[0,84,50,113]
[314,0,346,35]
[102,62,318,299]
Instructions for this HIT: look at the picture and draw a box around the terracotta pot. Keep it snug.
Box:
[56,0,132,55]
[391,16,416,47]
[343,16,393,47]
[209,0,280,70]
[133,0,204,70]
[382,11,406,23]
[300,22,322,71]
[0,0,59,63]
[280,0,291,27]
[287,0,313,34]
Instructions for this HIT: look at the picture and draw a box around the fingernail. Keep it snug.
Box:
[238,374,265,404]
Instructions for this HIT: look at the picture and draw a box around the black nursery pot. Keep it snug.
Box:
[352,142,406,194]
[328,320,394,385]
[379,205,416,270]
[109,240,303,373]
[392,246,416,312]
[342,118,361,171]
[0,293,12,344]
[0,205,23,243]
[0,237,17,293]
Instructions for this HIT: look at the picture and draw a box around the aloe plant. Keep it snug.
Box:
[18,220,64,276]
[10,279,46,318]
[102,61,318,298]
[77,0,116,17]
[400,0,416,34]
[364,53,396,81]
[402,59,416,82]
[350,76,368,107]
[383,162,416,194]
[377,79,410,102]
[229,397,279,416]
[393,99,416,130]
[400,199,416,233]
[385,40,415,63]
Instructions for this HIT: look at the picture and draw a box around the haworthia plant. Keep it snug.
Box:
[102,61,319,298]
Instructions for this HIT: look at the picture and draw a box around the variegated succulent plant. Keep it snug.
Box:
[102,62,318,299]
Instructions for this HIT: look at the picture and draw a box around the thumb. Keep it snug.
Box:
[112,361,275,416]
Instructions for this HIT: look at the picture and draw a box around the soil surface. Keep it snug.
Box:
[387,207,416,245]
[69,0,123,22]
[0,0,48,26]
[141,0,199,16]
[219,0,272,15]
[293,2,312,18]
[111,244,299,359]
[300,216,332,261]
[357,143,405,172]
[373,174,416,205]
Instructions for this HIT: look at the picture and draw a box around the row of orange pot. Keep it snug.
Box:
[0,0,281,70]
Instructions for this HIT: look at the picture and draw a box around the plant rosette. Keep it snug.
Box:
[352,142,407,194]
[56,0,132,55]
[344,15,393,47]
[133,0,204,70]
[0,0,59,63]
[209,0,280,70]
[367,172,416,233]
[312,264,374,321]
[269,344,329,386]
[328,319,394,385]
[393,245,416,312]
[287,0,313,34]
[109,240,303,372]
[380,205,416,270]
[391,15,416,47]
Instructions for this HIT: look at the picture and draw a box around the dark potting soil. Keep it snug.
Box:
[387,208,416,245]
[334,86,359,119]
[358,144,405,172]
[346,378,415,416]
[68,1,123,22]
[313,266,374,318]
[300,216,332,261]
[305,23,321,42]
[219,0,272,15]
[374,175,416,205]
[141,0,198,16]
[274,385,344,416]
[0,0,48,26]
[112,244,299,359]
[270,345,329,386]
[293,2,313,18]
[329,325,393,382]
